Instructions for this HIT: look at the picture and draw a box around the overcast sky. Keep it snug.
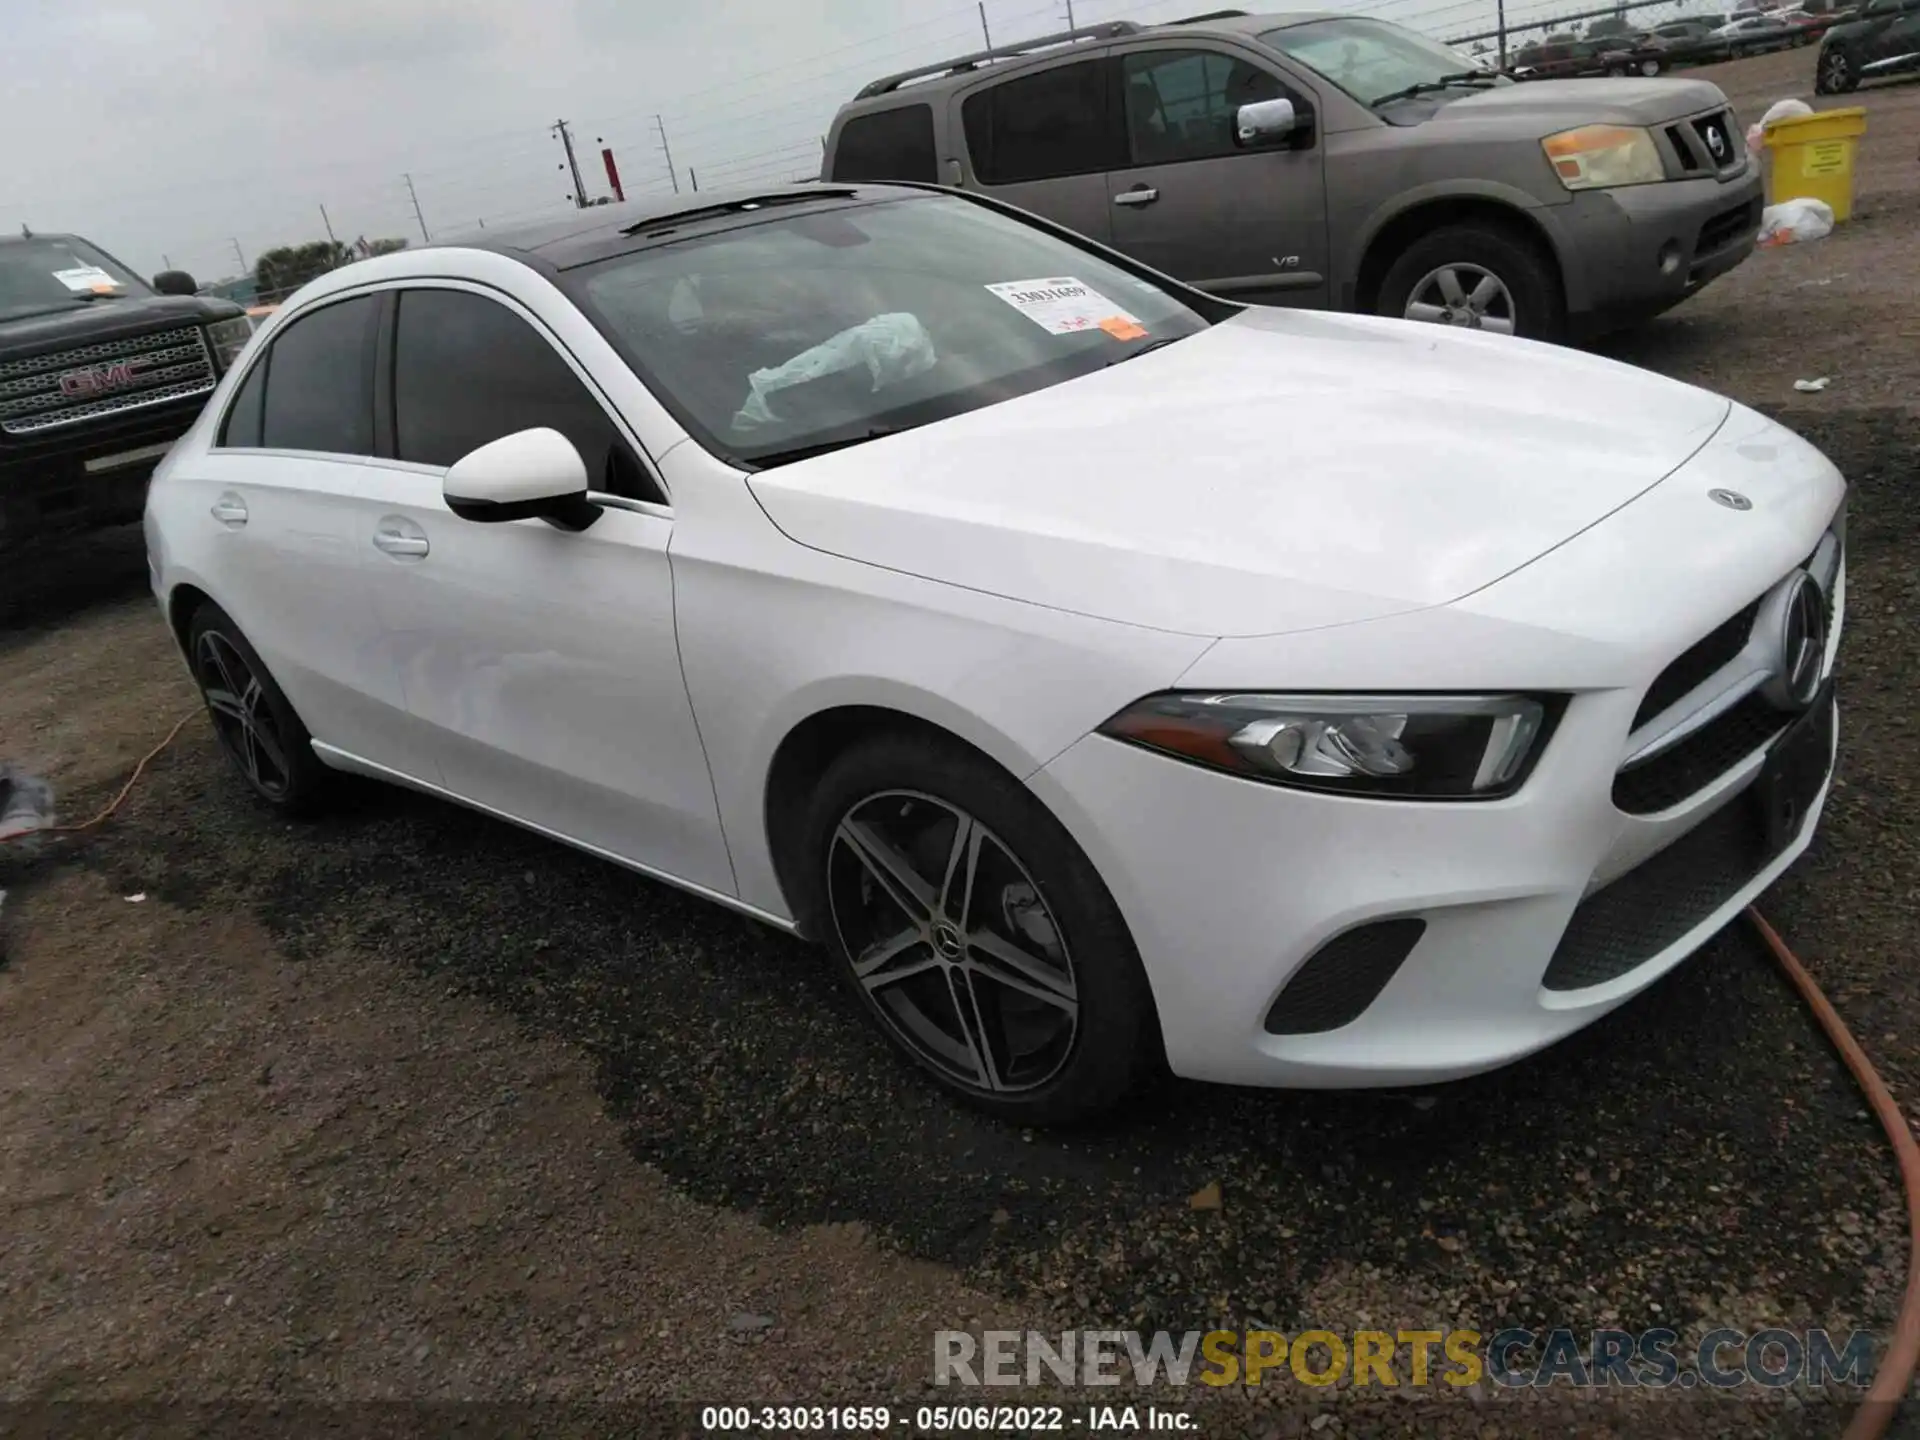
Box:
[0,0,1544,286]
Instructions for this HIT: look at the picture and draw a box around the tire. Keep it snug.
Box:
[1375,222,1563,342]
[1639,57,1664,75]
[799,730,1159,1125]
[186,602,331,815]
[1816,47,1857,92]
[1605,61,1629,76]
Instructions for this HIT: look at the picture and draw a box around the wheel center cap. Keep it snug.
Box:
[931,921,965,960]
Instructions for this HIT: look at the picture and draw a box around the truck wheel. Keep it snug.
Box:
[1377,224,1563,342]
[1816,48,1856,92]
[1639,57,1664,75]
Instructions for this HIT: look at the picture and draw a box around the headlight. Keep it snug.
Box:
[1097,693,1559,800]
[205,316,254,373]
[1542,124,1666,189]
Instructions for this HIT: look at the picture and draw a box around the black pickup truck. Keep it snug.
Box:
[1,232,251,550]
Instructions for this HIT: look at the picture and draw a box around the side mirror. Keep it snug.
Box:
[153,270,198,296]
[1236,97,1301,148]
[443,427,600,532]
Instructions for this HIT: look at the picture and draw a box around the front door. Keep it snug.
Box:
[356,283,734,895]
[1103,44,1330,307]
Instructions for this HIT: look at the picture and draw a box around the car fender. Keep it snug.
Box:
[1346,181,1568,310]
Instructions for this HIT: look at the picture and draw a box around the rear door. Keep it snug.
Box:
[950,52,1122,243]
[1103,41,1329,306]
[192,292,428,777]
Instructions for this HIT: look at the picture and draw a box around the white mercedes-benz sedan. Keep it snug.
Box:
[145,182,1845,1124]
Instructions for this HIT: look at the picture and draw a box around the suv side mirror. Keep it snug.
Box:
[1236,98,1302,148]
[153,269,198,296]
[444,427,601,532]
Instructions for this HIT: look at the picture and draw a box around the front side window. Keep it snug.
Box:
[1261,18,1502,107]
[570,192,1215,468]
[258,295,378,455]
[0,236,150,322]
[830,105,939,183]
[391,288,626,485]
[1121,50,1290,166]
[962,59,1120,184]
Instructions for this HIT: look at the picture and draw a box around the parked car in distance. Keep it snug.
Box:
[1815,0,1920,91]
[822,12,1762,341]
[0,231,251,549]
[1649,17,1736,61]
[1713,13,1806,47]
[145,183,1849,1124]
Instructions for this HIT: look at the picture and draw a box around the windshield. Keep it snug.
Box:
[1260,18,1503,107]
[0,236,150,321]
[569,193,1214,467]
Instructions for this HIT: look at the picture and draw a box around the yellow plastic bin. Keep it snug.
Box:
[1763,106,1867,222]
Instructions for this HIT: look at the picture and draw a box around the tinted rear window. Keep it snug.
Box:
[259,295,377,455]
[962,59,1119,185]
[830,105,938,182]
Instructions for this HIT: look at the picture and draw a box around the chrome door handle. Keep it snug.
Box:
[210,492,248,527]
[1114,187,1159,206]
[372,518,430,559]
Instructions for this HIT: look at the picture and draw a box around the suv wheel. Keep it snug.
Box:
[1639,56,1664,75]
[1377,223,1562,341]
[1816,47,1856,93]
[187,603,330,814]
[800,731,1159,1125]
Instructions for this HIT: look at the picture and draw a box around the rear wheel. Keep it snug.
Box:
[1376,222,1563,342]
[187,603,330,815]
[1639,56,1665,75]
[800,732,1159,1125]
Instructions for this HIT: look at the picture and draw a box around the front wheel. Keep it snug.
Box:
[1816,47,1857,92]
[1376,223,1563,342]
[1639,56,1664,75]
[800,732,1159,1125]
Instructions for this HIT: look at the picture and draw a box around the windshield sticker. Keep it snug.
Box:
[986,278,1142,338]
[52,264,121,293]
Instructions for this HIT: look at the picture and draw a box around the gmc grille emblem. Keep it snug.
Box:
[58,360,150,398]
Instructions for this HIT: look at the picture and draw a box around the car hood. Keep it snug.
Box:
[0,294,244,357]
[745,306,1732,638]
[1435,76,1730,127]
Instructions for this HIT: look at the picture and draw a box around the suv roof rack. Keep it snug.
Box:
[1160,9,1252,21]
[854,20,1143,98]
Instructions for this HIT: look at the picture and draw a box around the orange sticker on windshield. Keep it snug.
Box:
[1099,316,1148,341]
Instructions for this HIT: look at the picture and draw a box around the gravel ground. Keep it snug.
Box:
[4,51,1919,1440]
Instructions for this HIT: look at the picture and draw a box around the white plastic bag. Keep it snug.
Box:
[1757,197,1835,247]
[1747,97,1813,153]
[733,313,938,430]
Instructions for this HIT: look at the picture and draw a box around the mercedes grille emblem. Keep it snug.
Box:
[1708,488,1752,511]
[1759,571,1828,712]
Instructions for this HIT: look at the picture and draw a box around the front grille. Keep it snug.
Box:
[1699,197,1762,254]
[1263,918,1426,1035]
[1632,600,1761,731]
[1552,690,1833,990]
[1614,692,1786,814]
[0,327,216,436]
[1543,793,1766,990]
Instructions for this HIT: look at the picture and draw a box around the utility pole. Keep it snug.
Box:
[979,1,992,46]
[319,203,338,247]
[1065,0,1076,27]
[1496,0,1509,67]
[653,115,681,195]
[403,173,431,242]
[162,253,172,269]
[688,168,699,192]
[553,119,588,208]
[230,237,248,273]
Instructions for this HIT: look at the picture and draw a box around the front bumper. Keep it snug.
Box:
[0,398,202,548]
[1029,413,1845,1089]
[1546,160,1764,335]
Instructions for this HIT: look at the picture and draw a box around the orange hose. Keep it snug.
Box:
[0,714,192,846]
[1747,907,1919,1438]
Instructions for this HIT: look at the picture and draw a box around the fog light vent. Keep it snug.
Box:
[1262,918,1427,1036]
